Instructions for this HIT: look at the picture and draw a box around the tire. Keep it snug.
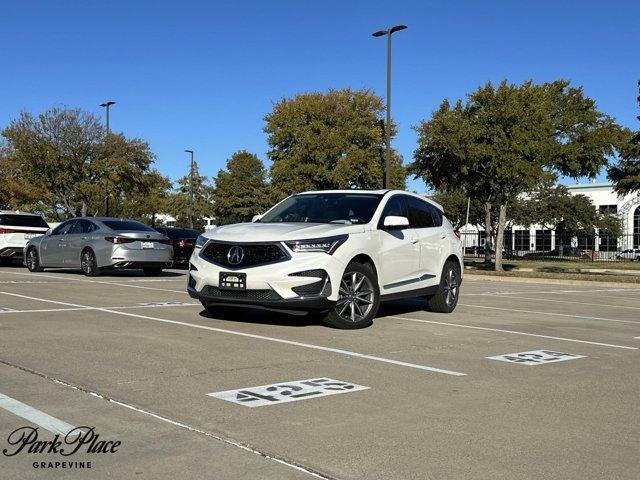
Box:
[427,260,461,313]
[80,248,100,276]
[26,248,44,272]
[322,262,379,329]
[143,267,163,276]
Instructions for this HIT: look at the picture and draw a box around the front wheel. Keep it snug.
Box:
[426,261,461,313]
[81,249,100,276]
[26,248,44,272]
[322,263,379,329]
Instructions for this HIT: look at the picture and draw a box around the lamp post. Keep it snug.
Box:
[100,101,116,135]
[185,150,194,228]
[372,25,407,189]
[100,101,116,216]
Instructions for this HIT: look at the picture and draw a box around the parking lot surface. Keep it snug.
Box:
[0,265,638,479]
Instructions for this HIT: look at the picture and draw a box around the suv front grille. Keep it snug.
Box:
[201,242,288,269]
[201,286,282,301]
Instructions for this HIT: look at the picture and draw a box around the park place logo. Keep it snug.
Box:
[2,426,121,470]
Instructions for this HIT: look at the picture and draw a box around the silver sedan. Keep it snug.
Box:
[24,217,173,276]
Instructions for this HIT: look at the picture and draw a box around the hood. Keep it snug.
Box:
[204,222,367,242]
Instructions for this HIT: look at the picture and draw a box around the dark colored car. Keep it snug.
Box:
[155,227,200,267]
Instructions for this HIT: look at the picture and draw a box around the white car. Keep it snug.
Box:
[187,190,463,329]
[616,249,640,261]
[0,211,49,265]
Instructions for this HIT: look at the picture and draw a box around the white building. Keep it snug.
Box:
[459,182,640,256]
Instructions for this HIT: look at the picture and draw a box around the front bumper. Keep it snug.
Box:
[187,243,346,313]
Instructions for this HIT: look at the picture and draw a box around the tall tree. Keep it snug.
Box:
[411,80,619,270]
[264,88,405,198]
[212,150,270,225]
[608,80,640,194]
[166,161,214,230]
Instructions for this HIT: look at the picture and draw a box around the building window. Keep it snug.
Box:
[578,235,595,251]
[634,206,640,249]
[599,235,618,252]
[535,230,552,251]
[514,230,530,252]
[599,204,618,214]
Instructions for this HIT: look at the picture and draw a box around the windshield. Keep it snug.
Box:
[260,193,383,224]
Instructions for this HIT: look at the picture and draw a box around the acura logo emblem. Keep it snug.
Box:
[227,246,244,265]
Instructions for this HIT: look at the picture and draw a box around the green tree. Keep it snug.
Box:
[264,88,405,198]
[166,161,214,229]
[212,150,271,225]
[411,80,619,270]
[608,80,640,195]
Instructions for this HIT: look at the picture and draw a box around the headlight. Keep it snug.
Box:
[285,234,348,254]
[195,235,208,249]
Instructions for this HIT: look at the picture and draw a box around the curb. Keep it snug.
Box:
[463,273,640,288]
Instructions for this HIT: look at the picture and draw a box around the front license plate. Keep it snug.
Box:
[219,272,246,291]
[141,241,154,249]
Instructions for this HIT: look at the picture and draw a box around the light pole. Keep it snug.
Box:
[100,101,116,135]
[185,150,194,228]
[100,101,116,216]
[372,25,407,189]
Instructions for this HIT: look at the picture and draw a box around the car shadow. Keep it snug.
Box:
[197,297,432,329]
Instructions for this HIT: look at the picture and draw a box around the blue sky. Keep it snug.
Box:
[1,0,638,193]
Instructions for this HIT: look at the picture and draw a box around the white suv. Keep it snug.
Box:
[0,211,49,265]
[187,190,463,329]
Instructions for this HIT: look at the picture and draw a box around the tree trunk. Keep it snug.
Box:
[484,201,492,263]
[494,204,507,271]
[81,201,87,217]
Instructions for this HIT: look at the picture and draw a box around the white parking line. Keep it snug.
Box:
[0,291,466,376]
[469,295,640,312]
[458,303,639,325]
[0,303,202,315]
[0,392,77,436]
[463,287,640,296]
[386,316,637,350]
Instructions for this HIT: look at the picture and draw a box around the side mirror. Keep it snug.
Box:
[383,216,409,229]
[45,228,52,236]
[251,214,263,223]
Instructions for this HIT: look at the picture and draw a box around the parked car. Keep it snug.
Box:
[187,190,463,329]
[616,249,640,261]
[154,227,199,267]
[0,211,49,265]
[24,217,173,276]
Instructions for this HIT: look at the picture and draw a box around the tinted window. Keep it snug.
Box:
[51,220,76,236]
[260,193,383,224]
[380,195,408,223]
[406,196,435,228]
[429,205,443,227]
[73,220,98,234]
[102,220,155,232]
[0,214,48,228]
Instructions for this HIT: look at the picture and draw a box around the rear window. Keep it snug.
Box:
[0,214,48,228]
[163,228,199,239]
[102,220,155,232]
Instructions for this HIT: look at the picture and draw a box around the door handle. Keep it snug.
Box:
[440,233,446,239]
[81,236,88,240]
[411,238,419,244]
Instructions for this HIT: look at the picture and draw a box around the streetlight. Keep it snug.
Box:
[99,101,116,135]
[100,101,115,216]
[372,24,407,189]
[185,150,195,228]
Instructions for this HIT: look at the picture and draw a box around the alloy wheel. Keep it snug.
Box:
[444,267,459,306]
[335,271,375,323]
[27,249,37,270]
[81,251,92,274]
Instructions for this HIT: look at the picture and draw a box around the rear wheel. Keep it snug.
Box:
[426,261,461,313]
[80,248,100,276]
[321,262,379,329]
[143,267,163,276]
[26,248,44,272]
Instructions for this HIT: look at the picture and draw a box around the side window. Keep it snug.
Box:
[77,220,97,233]
[86,221,98,233]
[51,220,76,236]
[378,195,409,229]
[70,221,84,234]
[406,196,435,229]
[429,205,443,227]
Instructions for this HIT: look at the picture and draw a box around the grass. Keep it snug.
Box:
[466,268,640,283]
